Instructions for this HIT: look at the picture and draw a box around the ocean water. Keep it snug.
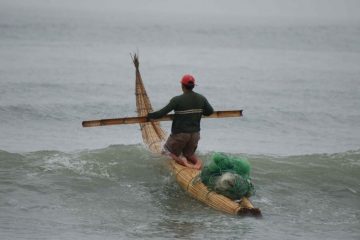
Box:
[1,1,360,239]
[0,147,359,240]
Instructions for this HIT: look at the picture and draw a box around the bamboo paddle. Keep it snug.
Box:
[82,110,243,127]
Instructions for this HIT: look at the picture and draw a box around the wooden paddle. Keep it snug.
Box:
[82,110,243,127]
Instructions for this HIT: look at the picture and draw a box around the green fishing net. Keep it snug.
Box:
[200,152,255,200]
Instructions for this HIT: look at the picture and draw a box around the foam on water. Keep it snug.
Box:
[1,146,359,239]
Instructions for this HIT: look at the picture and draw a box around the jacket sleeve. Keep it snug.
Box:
[202,97,214,116]
[147,98,176,119]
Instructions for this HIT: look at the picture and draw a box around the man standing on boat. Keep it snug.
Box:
[147,74,214,170]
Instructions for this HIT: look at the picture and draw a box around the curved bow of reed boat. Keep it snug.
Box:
[133,54,167,154]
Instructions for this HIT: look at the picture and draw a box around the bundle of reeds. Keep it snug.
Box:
[132,54,167,154]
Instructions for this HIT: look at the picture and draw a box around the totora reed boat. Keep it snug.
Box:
[132,55,261,216]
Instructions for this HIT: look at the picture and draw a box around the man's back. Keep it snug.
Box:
[147,90,213,133]
[171,91,213,133]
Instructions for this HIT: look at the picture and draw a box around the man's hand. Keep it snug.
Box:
[146,113,152,122]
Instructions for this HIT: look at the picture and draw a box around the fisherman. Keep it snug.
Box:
[147,74,214,170]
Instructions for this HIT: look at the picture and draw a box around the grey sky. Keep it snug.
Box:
[1,0,359,24]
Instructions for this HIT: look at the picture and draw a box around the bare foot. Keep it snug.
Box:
[186,155,203,170]
[169,153,202,170]
[180,157,201,169]
[169,153,188,167]
[192,160,202,170]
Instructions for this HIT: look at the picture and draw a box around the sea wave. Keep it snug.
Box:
[1,146,359,185]
[1,146,359,239]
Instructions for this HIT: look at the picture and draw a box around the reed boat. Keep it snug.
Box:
[132,55,261,216]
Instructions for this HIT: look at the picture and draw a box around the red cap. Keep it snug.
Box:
[180,74,195,86]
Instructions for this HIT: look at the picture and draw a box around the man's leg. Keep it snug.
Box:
[183,132,202,170]
[163,133,193,167]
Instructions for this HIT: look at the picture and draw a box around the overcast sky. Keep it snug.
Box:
[1,0,359,24]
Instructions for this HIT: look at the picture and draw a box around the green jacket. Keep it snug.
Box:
[148,91,214,134]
